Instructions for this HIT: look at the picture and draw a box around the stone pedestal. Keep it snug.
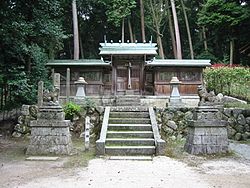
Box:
[26,104,72,155]
[185,106,228,154]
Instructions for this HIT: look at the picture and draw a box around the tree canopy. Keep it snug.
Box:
[0,0,249,109]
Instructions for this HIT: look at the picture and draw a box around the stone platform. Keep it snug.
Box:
[26,104,72,155]
[185,106,228,154]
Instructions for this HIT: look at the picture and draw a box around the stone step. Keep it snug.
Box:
[108,124,152,131]
[109,156,153,161]
[115,102,141,106]
[106,138,155,146]
[111,106,148,112]
[106,131,154,138]
[109,118,151,124]
[109,112,149,118]
[105,146,156,156]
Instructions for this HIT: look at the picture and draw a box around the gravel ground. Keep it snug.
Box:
[1,137,250,188]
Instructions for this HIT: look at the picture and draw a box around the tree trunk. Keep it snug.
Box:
[79,35,84,59]
[180,0,194,59]
[166,0,177,58]
[157,33,164,59]
[230,39,234,66]
[128,18,134,42]
[140,0,146,42]
[121,18,125,43]
[72,0,79,60]
[170,0,182,59]
[202,26,208,52]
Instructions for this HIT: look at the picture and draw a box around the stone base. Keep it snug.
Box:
[26,125,72,155]
[185,121,229,155]
[26,105,72,155]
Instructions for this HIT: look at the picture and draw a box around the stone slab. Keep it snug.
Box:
[109,156,152,161]
[26,156,59,161]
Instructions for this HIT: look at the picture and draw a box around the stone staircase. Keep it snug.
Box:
[96,97,165,156]
[105,106,156,155]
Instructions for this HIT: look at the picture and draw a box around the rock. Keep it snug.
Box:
[242,109,250,117]
[242,132,249,140]
[223,108,232,117]
[227,127,237,139]
[217,93,224,100]
[184,111,193,121]
[96,106,104,114]
[12,131,22,138]
[246,117,250,125]
[244,132,250,139]
[228,117,236,127]
[235,125,244,133]
[162,126,174,134]
[222,96,247,104]
[232,108,243,118]
[234,133,242,141]
[245,124,250,132]
[237,114,246,125]
[167,120,178,130]
[162,112,174,121]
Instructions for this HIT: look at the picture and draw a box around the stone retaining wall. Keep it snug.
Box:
[223,108,250,141]
[157,107,250,141]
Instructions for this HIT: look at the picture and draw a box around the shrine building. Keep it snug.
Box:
[47,41,210,107]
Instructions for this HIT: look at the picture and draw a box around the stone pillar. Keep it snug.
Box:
[184,106,228,154]
[53,73,60,95]
[37,81,44,107]
[169,77,183,107]
[66,68,70,103]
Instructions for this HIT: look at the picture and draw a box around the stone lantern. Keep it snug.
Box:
[169,76,183,107]
[74,77,88,97]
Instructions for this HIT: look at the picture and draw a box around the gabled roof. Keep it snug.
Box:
[146,59,211,67]
[99,42,158,55]
[47,59,111,66]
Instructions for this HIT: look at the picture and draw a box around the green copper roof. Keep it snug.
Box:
[47,59,111,66]
[99,42,158,55]
[146,59,211,67]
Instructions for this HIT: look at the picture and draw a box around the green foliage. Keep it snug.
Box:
[204,67,250,101]
[99,0,136,26]
[63,102,81,121]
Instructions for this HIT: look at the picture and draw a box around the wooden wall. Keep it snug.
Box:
[153,67,202,96]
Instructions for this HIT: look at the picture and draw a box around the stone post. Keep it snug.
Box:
[169,77,183,107]
[66,68,70,103]
[85,116,90,151]
[37,81,44,107]
[53,73,60,95]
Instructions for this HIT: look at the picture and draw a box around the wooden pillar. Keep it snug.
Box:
[66,68,70,102]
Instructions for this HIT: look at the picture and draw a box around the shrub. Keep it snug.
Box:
[63,102,81,121]
[204,67,250,102]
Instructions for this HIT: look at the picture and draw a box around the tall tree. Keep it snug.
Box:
[72,0,79,60]
[180,0,194,59]
[140,0,146,42]
[170,0,182,59]
[166,0,177,58]
[145,0,166,58]
[198,0,250,65]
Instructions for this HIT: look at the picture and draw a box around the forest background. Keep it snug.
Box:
[0,0,249,110]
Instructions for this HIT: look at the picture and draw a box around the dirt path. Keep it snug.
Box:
[1,156,248,188]
[1,137,250,188]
